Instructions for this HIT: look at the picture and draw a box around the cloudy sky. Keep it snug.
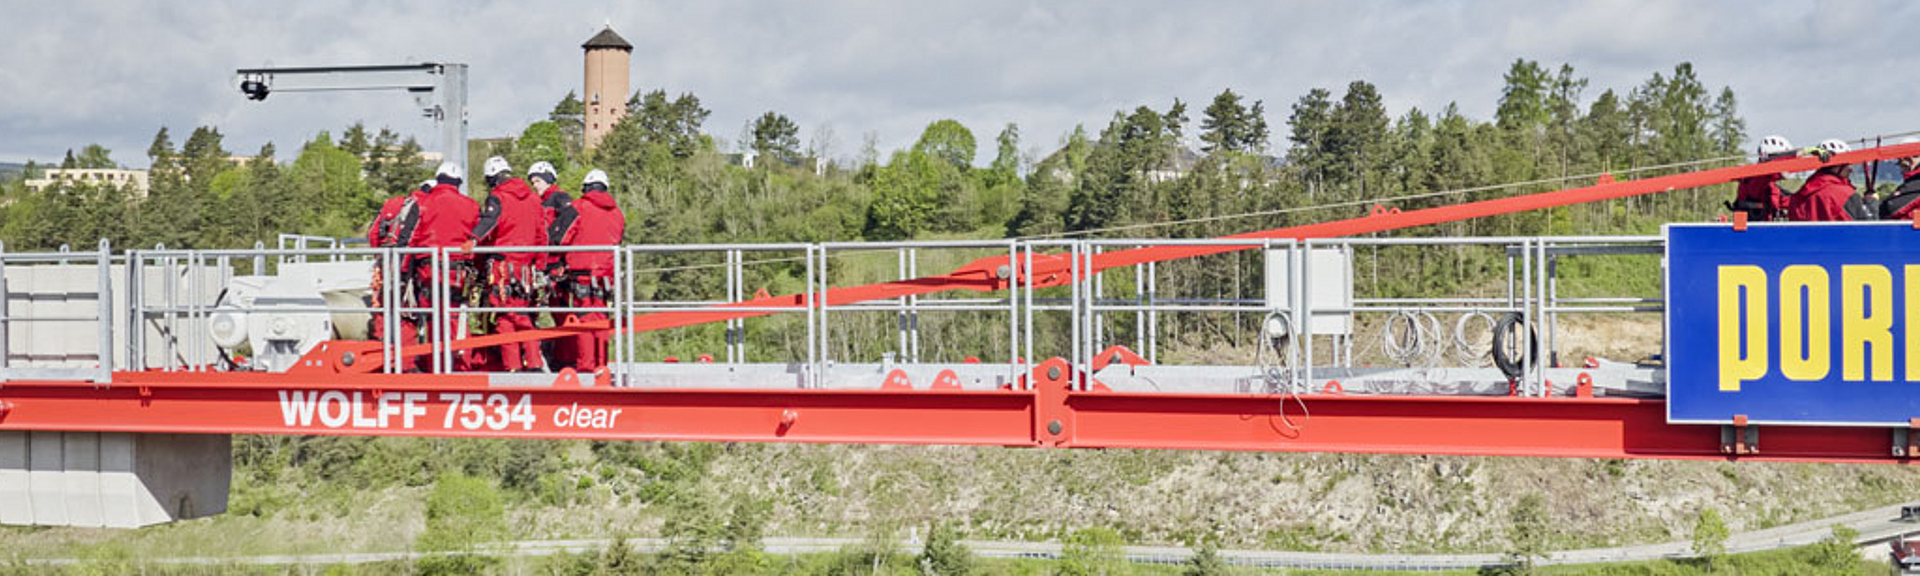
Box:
[0,0,1911,168]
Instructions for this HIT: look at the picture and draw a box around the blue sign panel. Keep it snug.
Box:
[1667,223,1920,425]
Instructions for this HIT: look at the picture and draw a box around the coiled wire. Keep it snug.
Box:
[1256,310,1309,431]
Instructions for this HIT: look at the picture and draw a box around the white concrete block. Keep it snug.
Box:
[0,431,229,528]
[61,432,103,527]
[25,431,65,525]
[97,432,141,529]
[0,431,29,524]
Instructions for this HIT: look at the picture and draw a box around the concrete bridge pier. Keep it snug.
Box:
[0,431,230,528]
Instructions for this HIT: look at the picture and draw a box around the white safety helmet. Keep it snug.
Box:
[582,169,610,189]
[418,178,435,192]
[482,156,511,178]
[528,161,558,183]
[1758,135,1792,157]
[1817,139,1851,155]
[434,162,463,181]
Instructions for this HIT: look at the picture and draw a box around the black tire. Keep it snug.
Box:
[1491,313,1537,380]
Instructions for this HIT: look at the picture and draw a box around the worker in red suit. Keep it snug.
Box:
[530,161,574,248]
[1880,138,1920,220]
[470,156,545,372]
[393,162,480,371]
[555,169,626,372]
[367,179,435,364]
[367,182,421,246]
[1727,135,1795,221]
[528,161,574,367]
[1787,139,1870,222]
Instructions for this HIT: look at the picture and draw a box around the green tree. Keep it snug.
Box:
[1287,88,1336,189]
[1182,537,1227,576]
[1629,62,1716,165]
[414,472,506,575]
[363,129,430,197]
[286,132,376,237]
[750,111,801,165]
[991,123,1022,179]
[1806,525,1860,572]
[919,522,975,575]
[1066,102,1185,232]
[1691,507,1729,569]
[76,144,115,169]
[652,492,770,574]
[340,122,372,158]
[1058,527,1130,576]
[1709,87,1745,157]
[914,119,977,168]
[1007,125,1090,237]
[1544,64,1589,175]
[550,90,586,157]
[1392,107,1436,197]
[1580,89,1634,171]
[179,126,231,186]
[1496,59,1552,134]
[512,121,568,170]
[1500,494,1549,574]
[146,127,174,168]
[626,89,712,159]
[863,149,942,240]
[1327,80,1391,198]
[1200,88,1269,153]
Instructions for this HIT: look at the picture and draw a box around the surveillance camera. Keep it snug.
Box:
[241,79,269,101]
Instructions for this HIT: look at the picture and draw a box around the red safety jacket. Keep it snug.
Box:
[367,194,410,246]
[387,188,433,248]
[405,183,480,253]
[1786,172,1857,222]
[473,177,543,264]
[1733,172,1788,220]
[1885,169,1920,220]
[558,189,625,275]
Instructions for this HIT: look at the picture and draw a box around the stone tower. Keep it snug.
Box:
[581,24,632,150]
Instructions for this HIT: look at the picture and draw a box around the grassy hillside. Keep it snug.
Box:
[6,439,1919,565]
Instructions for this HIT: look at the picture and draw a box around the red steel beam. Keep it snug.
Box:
[1,360,1911,464]
[324,143,1920,373]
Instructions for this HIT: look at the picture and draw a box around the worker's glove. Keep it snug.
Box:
[1804,146,1833,163]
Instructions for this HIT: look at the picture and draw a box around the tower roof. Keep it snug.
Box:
[582,26,632,51]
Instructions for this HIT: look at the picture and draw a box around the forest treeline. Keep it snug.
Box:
[0,59,1751,254]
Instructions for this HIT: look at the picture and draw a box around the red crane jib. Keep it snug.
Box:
[310,143,1920,373]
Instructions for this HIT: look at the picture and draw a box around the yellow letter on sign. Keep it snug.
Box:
[1842,265,1894,381]
[1909,265,1920,382]
[1718,265,1768,391]
[1779,265,1831,382]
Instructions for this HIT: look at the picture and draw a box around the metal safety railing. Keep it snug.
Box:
[0,234,1668,396]
[0,240,116,383]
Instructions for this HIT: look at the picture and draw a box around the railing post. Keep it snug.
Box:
[126,248,141,372]
[1302,238,1316,391]
[803,244,818,388]
[615,244,629,386]
[1006,239,1019,388]
[1022,243,1035,386]
[95,238,112,383]
[0,239,9,382]
[817,244,831,387]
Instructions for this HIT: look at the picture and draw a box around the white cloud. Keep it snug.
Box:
[0,0,1911,168]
